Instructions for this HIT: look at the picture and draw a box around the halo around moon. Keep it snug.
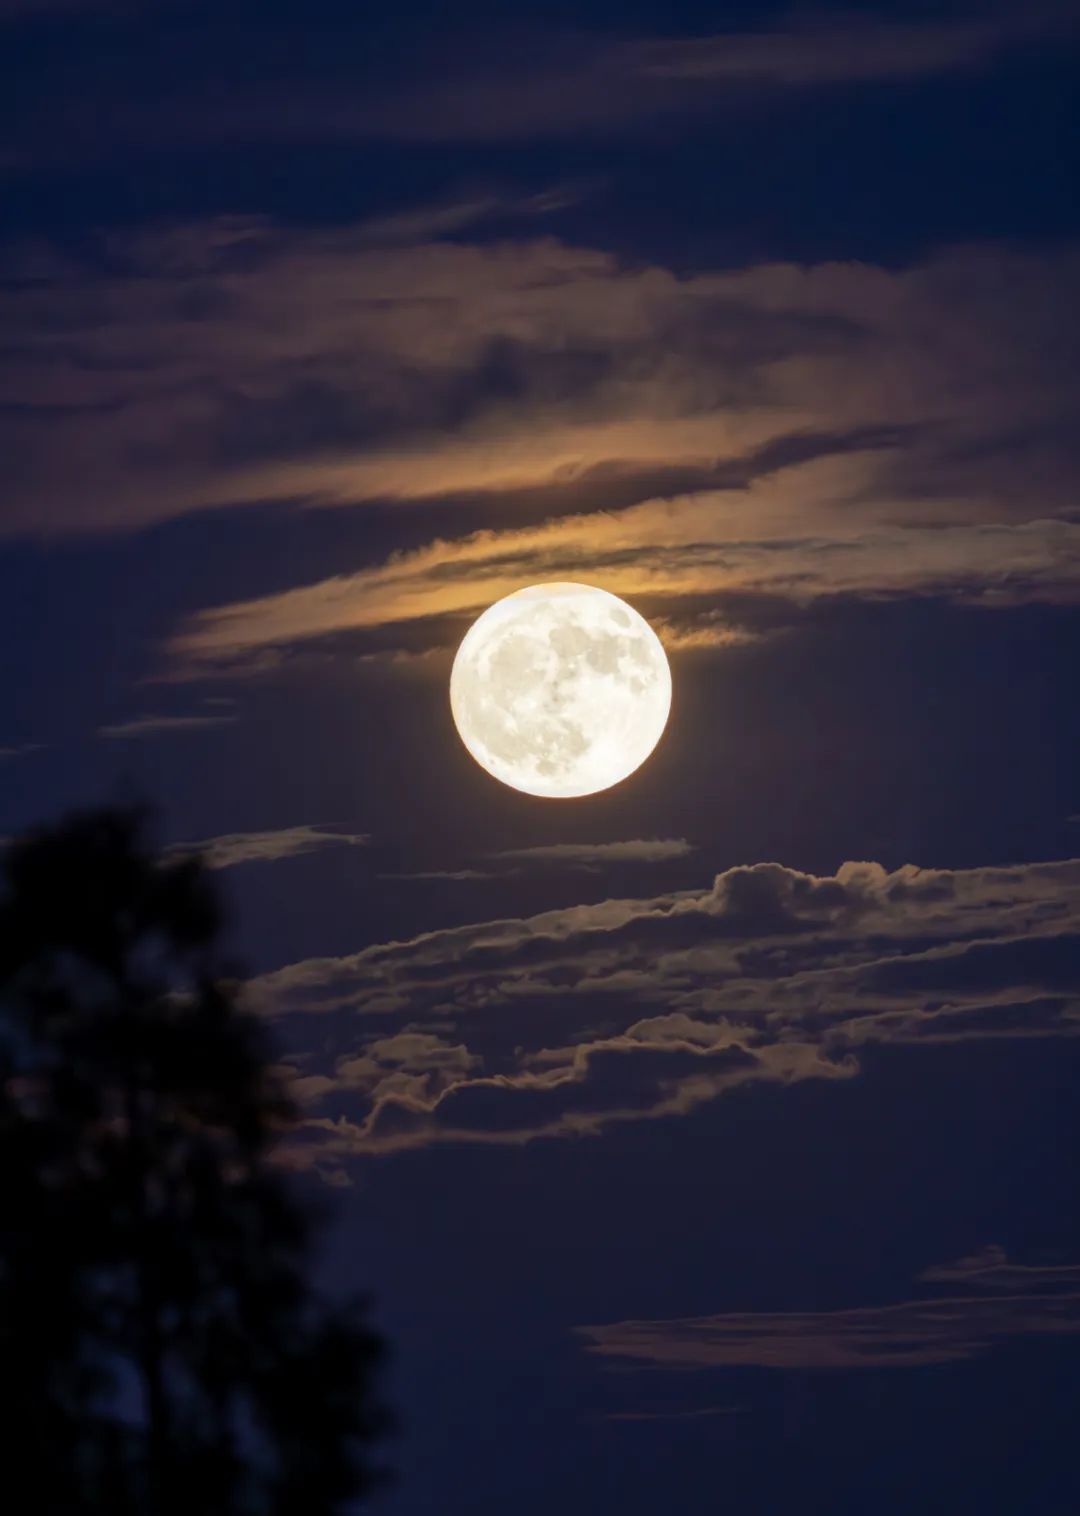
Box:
[449,582,672,798]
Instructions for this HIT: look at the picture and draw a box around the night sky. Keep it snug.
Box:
[4,0,1080,1510]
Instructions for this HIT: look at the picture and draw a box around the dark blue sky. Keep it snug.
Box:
[3,1,1080,1510]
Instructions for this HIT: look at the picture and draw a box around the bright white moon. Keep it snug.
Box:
[450,583,672,798]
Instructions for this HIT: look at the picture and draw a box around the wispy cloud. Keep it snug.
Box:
[652,617,761,652]
[97,713,238,739]
[493,839,695,867]
[8,8,1073,156]
[578,1249,1080,1371]
[382,840,694,883]
[624,11,1074,88]
[352,186,586,246]
[176,515,1080,672]
[170,824,370,870]
[0,743,43,760]
[291,10,1080,145]
[917,1243,1080,1294]
[380,869,499,883]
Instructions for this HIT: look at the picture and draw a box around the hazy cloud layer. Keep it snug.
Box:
[3,223,1076,554]
[254,856,1080,1170]
[6,8,1074,158]
[97,712,238,739]
[170,824,370,870]
[492,839,695,867]
[917,1243,1080,1293]
[626,13,1071,86]
[578,1249,1080,1371]
[379,869,498,883]
[359,9,1079,143]
[384,839,694,882]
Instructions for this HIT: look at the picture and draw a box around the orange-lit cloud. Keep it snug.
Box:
[3,225,1076,542]
[174,508,1080,670]
[5,219,1078,677]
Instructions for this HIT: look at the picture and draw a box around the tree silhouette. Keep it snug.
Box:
[0,806,387,1516]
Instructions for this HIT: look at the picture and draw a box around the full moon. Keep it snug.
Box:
[450,582,672,798]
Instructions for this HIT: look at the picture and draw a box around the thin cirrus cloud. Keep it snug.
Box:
[625,10,1075,86]
[351,186,587,246]
[97,713,238,739]
[576,1249,1080,1372]
[305,9,1080,144]
[169,825,370,870]
[255,855,1080,1174]
[916,1243,1080,1294]
[5,8,1074,155]
[380,869,498,883]
[491,839,695,867]
[384,840,695,882]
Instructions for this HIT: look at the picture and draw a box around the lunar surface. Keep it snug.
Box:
[450,582,672,798]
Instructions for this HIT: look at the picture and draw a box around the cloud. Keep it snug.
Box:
[0,743,43,760]
[492,839,695,867]
[577,1256,1080,1371]
[7,8,1074,159]
[255,10,1080,146]
[376,9,1074,140]
[917,1244,1080,1294]
[361,10,1078,142]
[169,824,370,870]
[624,11,1074,88]
[652,616,762,652]
[379,869,497,883]
[6,216,1079,688]
[255,856,1080,1167]
[97,713,238,738]
[92,224,1071,671]
[3,224,1077,577]
[176,515,1080,672]
[281,1031,481,1121]
[351,186,586,246]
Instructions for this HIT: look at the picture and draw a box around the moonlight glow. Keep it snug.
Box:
[450,583,672,798]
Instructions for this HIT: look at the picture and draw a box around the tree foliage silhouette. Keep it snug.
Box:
[0,806,387,1516]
